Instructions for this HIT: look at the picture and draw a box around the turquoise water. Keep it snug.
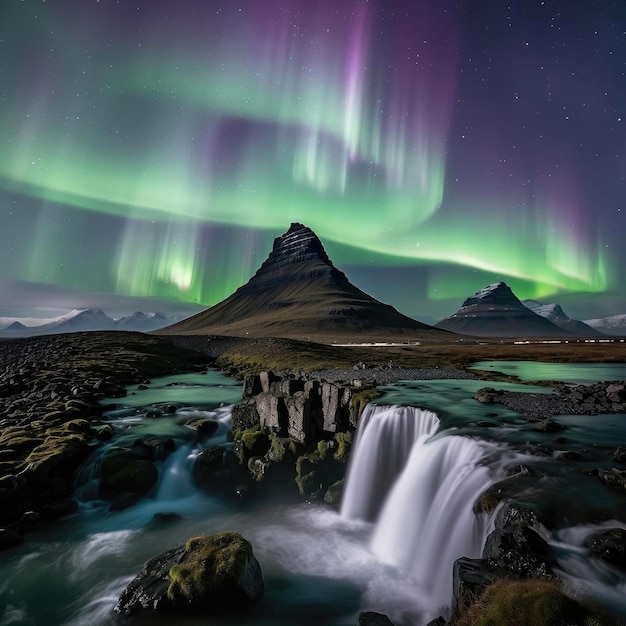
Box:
[100,370,242,408]
[470,360,626,384]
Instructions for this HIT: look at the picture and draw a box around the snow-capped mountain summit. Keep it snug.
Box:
[584,314,626,336]
[37,309,116,333]
[436,282,569,337]
[115,311,169,331]
[523,300,601,336]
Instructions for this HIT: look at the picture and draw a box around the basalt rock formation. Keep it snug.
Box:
[161,223,444,342]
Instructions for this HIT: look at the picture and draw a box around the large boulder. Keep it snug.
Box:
[586,528,626,571]
[356,611,396,626]
[482,503,555,580]
[115,532,264,615]
[98,447,158,501]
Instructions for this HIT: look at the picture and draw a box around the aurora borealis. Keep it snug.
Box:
[1,1,625,322]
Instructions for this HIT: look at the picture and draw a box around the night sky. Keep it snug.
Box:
[1,0,624,323]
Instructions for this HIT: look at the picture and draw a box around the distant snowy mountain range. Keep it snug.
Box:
[583,313,626,335]
[0,309,177,336]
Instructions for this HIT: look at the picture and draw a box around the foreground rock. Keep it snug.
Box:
[356,611,396,625]
[115,532,264,615]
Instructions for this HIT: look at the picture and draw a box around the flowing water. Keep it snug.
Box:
[2,364,626,625]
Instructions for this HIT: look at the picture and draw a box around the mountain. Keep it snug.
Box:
[583,314,626,336]
[115,311,169,331]
[3,321,26,331]
[435,282,569,337]
[161,222,444,341]
[522,300,601,336]
[35,309,117,334]
[0,310,173,337]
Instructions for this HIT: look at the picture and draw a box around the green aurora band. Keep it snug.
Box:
[0,1,613,313]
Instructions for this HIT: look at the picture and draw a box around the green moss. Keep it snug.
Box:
[240,427,270,456]
[23,433,89,474]
[333,431,352,463]
[266,434,299,463]
[41,410,72,423]
[350,388,382,424]
[65,399,93,413]
[167,532,253,603]
[247,456,271,481]
[62,419,92,434]
[0,434,39,452]
[323,479,343,505]
[315,440,330,460]
[456,579,614,626]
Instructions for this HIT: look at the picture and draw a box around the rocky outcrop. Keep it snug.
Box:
[227,370,365,502]
[475,380,626,420]
[115,532,264,615]
[232,371,354,444]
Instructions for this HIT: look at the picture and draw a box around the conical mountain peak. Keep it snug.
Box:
[162,223,442,341]
[461,282,517,308]
[253,222,334,279]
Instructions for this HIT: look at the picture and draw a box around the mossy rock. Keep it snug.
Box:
[65,399,95,414]
[240,427,270,456]
[350,388,382,427]
[99,447,158,499]
[266,434,301,463]
[94,424,115,441]
[455,579,614,626]
[324,479,344,505]
[63,419,92,434]
[23,433,90,477]
[295,453,322,498]
[333,431,352,463]
[184,418,219,438]
[194,445,227,487]
[167,532,264,607]
[41,410,70,423]
[247,456,271,482]
[0,434,40,452]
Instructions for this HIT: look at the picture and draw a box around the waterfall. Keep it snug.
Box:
[340,404,440,522]
[342,403,502,620]
[155,443,201,501]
